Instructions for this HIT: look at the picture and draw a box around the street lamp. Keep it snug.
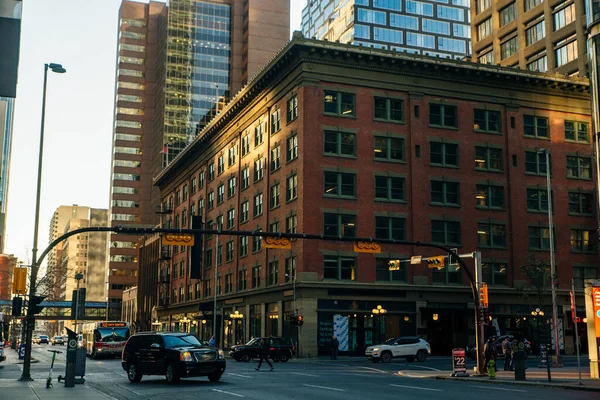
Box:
[210,221,220,343]
[537,148,561,366]
[372,305,387,343]
[531,307,545,354]
[20,62,66,382]
[230,310,244,344]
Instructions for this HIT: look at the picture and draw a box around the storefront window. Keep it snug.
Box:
[250,305,262,338]
[266,303,279,337]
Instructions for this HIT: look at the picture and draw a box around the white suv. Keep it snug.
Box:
[365,337,431,363]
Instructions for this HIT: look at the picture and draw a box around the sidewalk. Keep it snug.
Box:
[1,347,115,400]
[432,367,600,392]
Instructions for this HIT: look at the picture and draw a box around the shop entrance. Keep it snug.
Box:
[425,309,468,355]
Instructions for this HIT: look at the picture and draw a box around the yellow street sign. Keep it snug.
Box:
[353,241,381,253]
[262,236,292,249]
[426,256,445,269]
[162,233,195,246]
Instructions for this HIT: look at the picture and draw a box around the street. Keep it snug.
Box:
[0,344,594,399]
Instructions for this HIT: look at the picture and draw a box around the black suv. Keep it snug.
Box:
[229,337,294,362]
[121,332,226,384]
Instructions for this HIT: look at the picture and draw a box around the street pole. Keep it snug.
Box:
[473,251,484,376]
[541,149,561,367]
[213,232,219,343]
[20,62,66,381]
[74,274,83,335]
[571,279,582,385]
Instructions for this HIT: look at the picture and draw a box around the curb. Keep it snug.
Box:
[431,375,600,392]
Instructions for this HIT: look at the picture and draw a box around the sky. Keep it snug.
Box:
[5,0,306,263]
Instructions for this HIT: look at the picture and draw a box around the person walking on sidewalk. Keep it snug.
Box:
[330,336,339,360]
[255,338,274,372]
[502,337,512,371]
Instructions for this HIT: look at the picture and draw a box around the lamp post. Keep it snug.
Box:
[531,307,545,353]
[537,148,561,366]
[73,273,83,335]
[211,221,219,344]
[372,305,387,344]
[20,62,66,382]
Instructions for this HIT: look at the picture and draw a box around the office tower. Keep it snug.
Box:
[0,97,14,253]
[302,0,471,59]
[471,0,586,76]
[107,0,290,316]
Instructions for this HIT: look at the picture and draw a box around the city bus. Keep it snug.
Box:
[81,321,130,359]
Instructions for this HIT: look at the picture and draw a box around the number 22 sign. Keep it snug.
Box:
[452,348,468,376]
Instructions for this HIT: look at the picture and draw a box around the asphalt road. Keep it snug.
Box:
[0,344,593,400]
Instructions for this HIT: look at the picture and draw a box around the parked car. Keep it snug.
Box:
[365,337,431,363]
[229,337,295,362]
[51,336,64,346]
[32,336,40,344]
[38,335,49,344]
[466,335,532,360]
[121,332,226,384]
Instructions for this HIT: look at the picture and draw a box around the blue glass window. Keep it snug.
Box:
[389,13,419,30]
[357,8,387,25]
[406,32,435,49]
[406,0,434,16]
[373,27,403,44]
[373,0,402,11]
[438,5,464,22]
[453,23,470,38]
[422,19,450,35]
[355,24,370,39]
[438,37,466,53]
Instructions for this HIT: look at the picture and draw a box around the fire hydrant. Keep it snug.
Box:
[489,359,496,379]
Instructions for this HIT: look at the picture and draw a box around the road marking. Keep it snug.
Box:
[291,372,319,377]
[212,389,245,398]
[358,366,387,374]
[226,372,253,378]
[402,365,441,371]
[303,384,346,392]
[390,384,443,392]
[472,385,527,392]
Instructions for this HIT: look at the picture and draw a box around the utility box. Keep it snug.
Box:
[513,344,527,381]
[75,347,86,378]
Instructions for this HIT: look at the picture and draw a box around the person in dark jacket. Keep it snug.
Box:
[330,336,339,360]
[255,338,274,371]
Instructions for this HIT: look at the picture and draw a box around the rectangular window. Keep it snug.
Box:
[528,226,552,250]
[199,171,205,188]
[208,163,215,181]
[474,109,501,133]
[568,192,593,216]
[323,255,356,280]
[478,50,494,64]
[242,167,250,189]
[373,26,403,44]
[286,174,298,201]
[253,193,263,217]
[553,3,575,31]
[286,215,297,234]
[287,134,298,162]
[570,229,597,252]
[500,36,518,60]
[357,8,388,24]
[271,146,281,171]
[227,176,236,198]
[271,108,281,133]
[476,185,505,209]
[374,137,404,161]
[287,95,298,122]
[254,158,264,182]
[270,184,280,208]
[527,188,550,212]
[523,115,549,138]
[566,156,592,179]
[406,32,435,48]
[423,18,450,35]
[525,0,542,11]
[375,176,405,201]
[226,240,234,262]
[477,223,507,248]
[225,273,232,294]
[239,236,248,257]
[573,266,598,289]
[285,257,296,282]
[564,121,589,143]
[255,122,265,146]
[431,220,461,245]
[526,20,545,46]
[375,216,406,240]
[374,97,404,122]
[324,213,357,237]
[376,258,405,282]
[527,55,547,72]
[228,146,237,167]
[204,280,211,298]
[430,142,459,167]
[241,201,249,223]
[477,18,492,40]
[482,262,508,286]
[475,146,503,171]
[500,3,516,26]
[324,131,356,156]
[429,104,457,128]
[217,184,225,204]
[252,266,261,288]
[437,5,464,22]
[324,171,356,197]
[252,232,262,253]
[238,269,247,291]
[207,191,215,209]
[191,178,197,194]
[268,261,279,286]
[198,198,204,216]
[406,0,434,16]
[241,134,250,156]
[323,90,355,116]
[555,39,578,67]
[525,151,550,175]
[431,181,460,205]
[218,155,225,175]
[227,208,235,229]
[476,0,491,13]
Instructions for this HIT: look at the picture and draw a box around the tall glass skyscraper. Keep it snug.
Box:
[302,0,471,60]
[0,97,14,253]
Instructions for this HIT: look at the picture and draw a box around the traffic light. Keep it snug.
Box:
[12,267,27,295]
[426,256,445,268]
[11,296,22,316]
[479,283,489,308]
[297,315,304,326]
[388,260,400,271]
[29,295,45,315]
[448,248,459,269]
[190,216,203,279]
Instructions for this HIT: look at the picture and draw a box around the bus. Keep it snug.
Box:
[81,321,130,359]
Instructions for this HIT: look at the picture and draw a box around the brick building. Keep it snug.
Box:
[149,32,597,356]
